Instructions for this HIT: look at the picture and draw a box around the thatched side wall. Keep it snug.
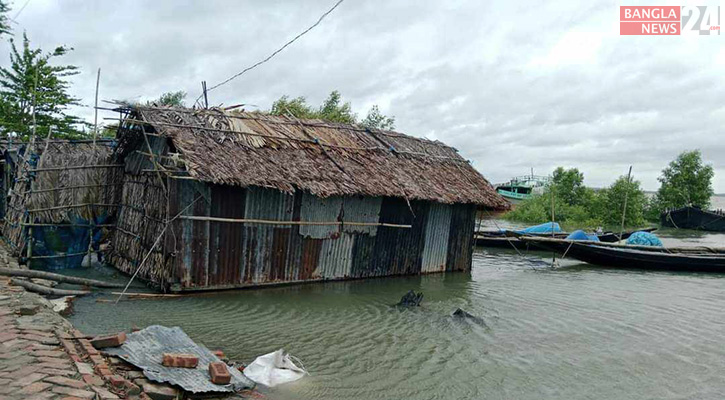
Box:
[106,172,169,287]
[2,140,123,266]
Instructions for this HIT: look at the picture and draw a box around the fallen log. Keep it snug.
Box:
[0,267,123,288]
[10,278,90,296]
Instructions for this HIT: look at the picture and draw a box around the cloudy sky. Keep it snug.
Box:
[3,0,723,192]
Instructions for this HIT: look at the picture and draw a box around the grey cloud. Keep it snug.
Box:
[4,0,723,191]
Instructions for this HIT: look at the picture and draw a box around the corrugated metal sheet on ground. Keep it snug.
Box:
[421,202,452,273]
[104,325,255,393]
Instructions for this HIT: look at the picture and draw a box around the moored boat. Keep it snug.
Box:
[660,206,725,232]
[519,236,725,273]
[494,174,550,203]
[475,226,656,250]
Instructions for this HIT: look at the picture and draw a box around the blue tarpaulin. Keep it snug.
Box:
[514,222,562,235]
[566,230,600,242]
[29,213,108,270]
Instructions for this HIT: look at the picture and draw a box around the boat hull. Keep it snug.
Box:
[521,237,725,273]
[661,206,725,232]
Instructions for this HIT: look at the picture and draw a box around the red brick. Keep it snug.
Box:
[161,353,199,368]
[89,333,126,349]
[16,381,52,394]
[44,376,88,389]
[107,374,125,389]
[89,354,105,365]
[82,374,104,386]
[208,362,231,385]
[33,350,65,358]
[94,364,112,377]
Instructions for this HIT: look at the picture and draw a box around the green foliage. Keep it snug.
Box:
[361,105,395,130]
[653,150,714,211]
[317,90,356,124]
[0,1,10,36]
[551,167,592,206]
[0,33,85,139]
[147,91,186,107]
[269,90,394,129]
[505,167,648,229]
[594,175,647,227]
[270,95,316,119]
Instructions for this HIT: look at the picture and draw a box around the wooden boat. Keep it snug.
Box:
[474,227,656,250]
[661,206,725,232]
[519,236,725,273]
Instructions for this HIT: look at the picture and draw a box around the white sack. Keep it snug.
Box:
[243,349,307,387]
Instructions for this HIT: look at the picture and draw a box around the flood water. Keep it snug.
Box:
[70,219,725,400]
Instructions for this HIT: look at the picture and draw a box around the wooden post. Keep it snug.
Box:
[550,185,555,237]
[93,68,101,147]
[619,166,633,241]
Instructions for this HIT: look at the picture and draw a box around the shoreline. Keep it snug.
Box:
[0,243,262,400]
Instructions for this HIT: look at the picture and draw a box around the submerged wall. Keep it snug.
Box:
[109,172,476,292]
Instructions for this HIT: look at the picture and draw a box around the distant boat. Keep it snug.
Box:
[519,236,725,273]
[661,206,725,232]
[494,173,550,203]
[475,227,656,250]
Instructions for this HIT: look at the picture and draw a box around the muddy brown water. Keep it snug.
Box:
[70,221,725,400]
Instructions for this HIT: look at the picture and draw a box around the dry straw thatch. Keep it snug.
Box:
[3,140,123,255]
[117,105,509,210]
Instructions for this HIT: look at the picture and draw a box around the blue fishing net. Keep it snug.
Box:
[566,229,600,242]
[515,222,562,234]
[626,231,663,247]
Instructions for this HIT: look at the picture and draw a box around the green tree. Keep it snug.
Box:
[270,95,315,119]
[317,90,356,124]
[269,91,394,127]
[0,1,10,36]
[361,105,395,130]
[594,175,647,227]
[550,167,591,206]
[653,150,714,210]
[147,91,186,107]
[0,33,84,139]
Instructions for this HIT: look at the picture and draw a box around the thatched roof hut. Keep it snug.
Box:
[109,105,508,291]
[116,106,509,209]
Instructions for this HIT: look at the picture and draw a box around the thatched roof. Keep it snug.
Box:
[121,105,509,209]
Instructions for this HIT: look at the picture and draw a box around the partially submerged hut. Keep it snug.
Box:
[108,105,509,291]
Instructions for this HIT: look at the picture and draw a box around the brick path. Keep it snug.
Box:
[0,247,263,400]
[0,276,115,400]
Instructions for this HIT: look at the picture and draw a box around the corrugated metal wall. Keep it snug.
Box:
[159,185,475,291]
[421,203,452,273]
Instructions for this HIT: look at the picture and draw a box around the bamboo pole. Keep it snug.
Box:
[93,68,100,148]
[619,166,633,241]
[0,267,124,288]
[177,215,412,228]
[10,278,90,296]
[27,164,123,173]
[114,195,203,304]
